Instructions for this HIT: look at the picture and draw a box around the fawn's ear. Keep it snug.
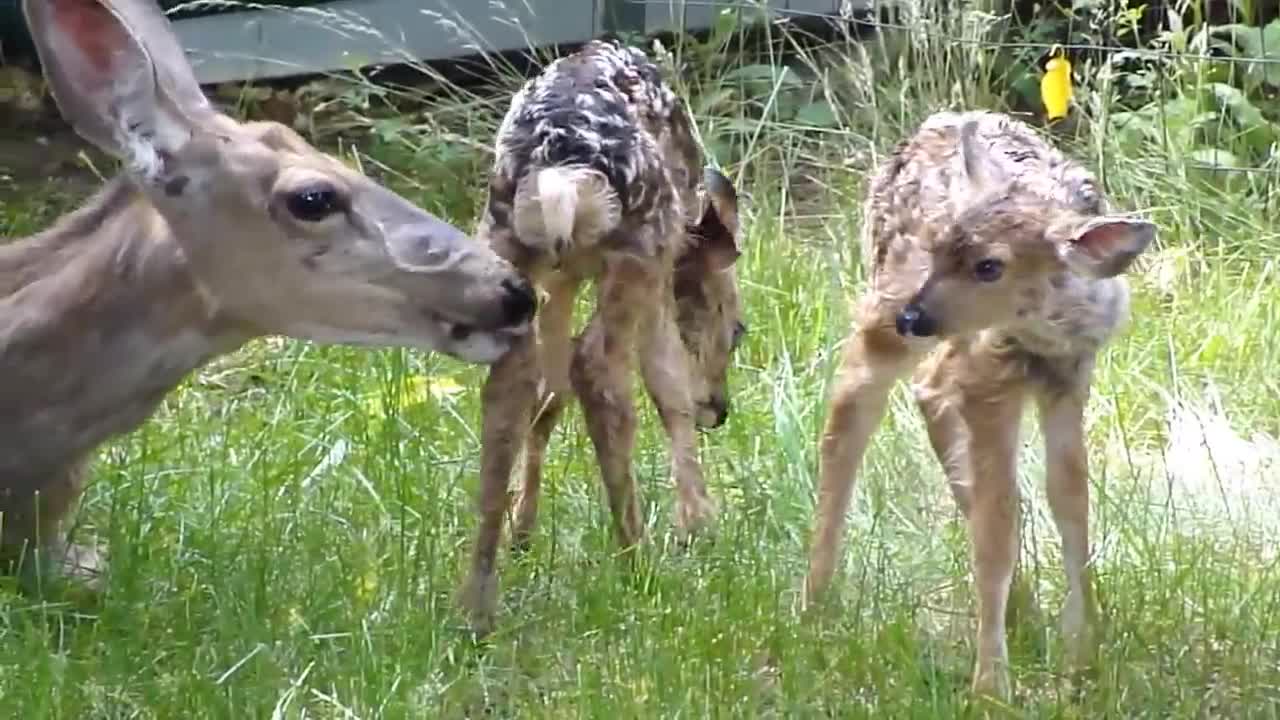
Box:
[686,166,742,273]
[955,118,1010,193]
[23,0,213,180]
[1053,216,1156,278]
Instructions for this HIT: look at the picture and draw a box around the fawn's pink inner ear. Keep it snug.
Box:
[1073,222,1129,259]
[51,0,130,73]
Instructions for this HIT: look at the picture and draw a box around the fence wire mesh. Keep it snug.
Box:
[618,0,1280,183]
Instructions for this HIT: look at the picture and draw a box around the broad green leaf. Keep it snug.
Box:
[1210,20,1280,87]
[1187,147,1245,169]
[1204,82,1279,154]
[793,100,840,128]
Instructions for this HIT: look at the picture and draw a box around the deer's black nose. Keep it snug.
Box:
[896,304,937,337]
[500,277,536,326]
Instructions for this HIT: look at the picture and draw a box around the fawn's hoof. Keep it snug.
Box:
[674,492,718,540]
[15,541,108,597]
[971,662,1012,701]
[509,534,534,556]
[1062,621,1098,672]
[457,571,499,636]
[61,542,107,588]
[797,575,827,615]
[1060,587,1100,671]
[510,493,539,555]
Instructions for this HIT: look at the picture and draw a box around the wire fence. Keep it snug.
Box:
[3,0,1279,183]
[612,0,1280,181]
[627,0,1280,68]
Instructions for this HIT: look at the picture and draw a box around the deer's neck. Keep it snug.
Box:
[0,177,248,484]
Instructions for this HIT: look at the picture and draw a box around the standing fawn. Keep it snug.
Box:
[802,110,1156,696]
[1,0,535,586]
[456,41,747,632]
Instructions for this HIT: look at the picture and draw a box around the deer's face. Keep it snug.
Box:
[896,205,1057,339]
[151,120,536,363]
[673,168,746,429]
[894,121,1155,341]
[26,0,536,365]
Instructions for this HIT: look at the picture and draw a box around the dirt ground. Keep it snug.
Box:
[1,62,121,206]
[0,113,108,197]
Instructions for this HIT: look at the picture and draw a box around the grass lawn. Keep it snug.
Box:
[2,14,1279,719]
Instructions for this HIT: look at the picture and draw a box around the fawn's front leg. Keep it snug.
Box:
[1037,378,1100,671]
[570,255,656,549]
[803,299,924,605]
[1,460,105,592]
[959,375,1026,698]
[458,335,539,634]
[638,301,716,540]
[915,353,1045,637]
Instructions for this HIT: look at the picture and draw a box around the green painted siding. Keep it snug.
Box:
[1,0,845,83]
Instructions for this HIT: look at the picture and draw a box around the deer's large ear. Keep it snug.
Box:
[685,166,742,273]
[22,0,213,179]
[1053,215,1156,278]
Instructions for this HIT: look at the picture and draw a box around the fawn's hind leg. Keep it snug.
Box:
[638,301,716,540]
[458,335,540,633]
[803,297,927,605]
[913,353,973,514]
[570,254,658,549]
[1036,366,1100,671]
[511,275,582,551]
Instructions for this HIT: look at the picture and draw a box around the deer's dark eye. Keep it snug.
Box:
[731,320,747,349]
[286,184,341,222]
[973,258,1005,282]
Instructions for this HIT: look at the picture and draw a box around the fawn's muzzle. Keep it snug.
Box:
[896,304,937,337]
[709,398,730,428]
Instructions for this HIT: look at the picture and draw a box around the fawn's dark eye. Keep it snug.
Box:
[731,320,748,349]
[973,258,1005,282]
[286,184,342,222]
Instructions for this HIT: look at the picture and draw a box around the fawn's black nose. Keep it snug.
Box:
[711,397,732,425]
[896,304,937,337]
[704,396,730,429]
[500,277,536,327]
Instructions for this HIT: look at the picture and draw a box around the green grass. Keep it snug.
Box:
[4,13,1280,718]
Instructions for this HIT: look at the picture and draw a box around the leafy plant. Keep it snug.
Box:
[1210,18,1280,91]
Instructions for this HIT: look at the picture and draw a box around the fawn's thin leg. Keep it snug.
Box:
[570,254,657,549]
[960,377,1026,698]
[639,302,716,539]
[1037,378,1099,669]
[512,276,581,550]
[803,300,924,604]
[458,335,540,633]
[1,461,104,588]
[915,355,1044,649]
[913,358,972,514]
[511,391,566,551]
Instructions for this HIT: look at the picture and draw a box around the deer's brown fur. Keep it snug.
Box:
[1,0,535,586]
[457,41,747,632]
[802,110,1156,697]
